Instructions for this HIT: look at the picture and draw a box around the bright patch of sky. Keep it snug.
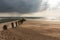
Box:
[48,0,60,9]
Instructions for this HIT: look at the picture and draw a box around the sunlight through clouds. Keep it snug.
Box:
[48,0,60,9]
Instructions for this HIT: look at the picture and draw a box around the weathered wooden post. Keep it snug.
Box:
[3,25,7,30]
[11,23,14,28]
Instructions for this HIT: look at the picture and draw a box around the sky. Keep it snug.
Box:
[20,0,60,17]
[48,0,60,9]
[0,0,42,13]
[0,0,60,17]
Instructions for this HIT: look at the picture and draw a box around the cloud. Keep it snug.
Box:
[0,0,48,13]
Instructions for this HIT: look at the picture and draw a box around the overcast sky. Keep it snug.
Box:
[0,0,60,17]
[0,0,42,13]
[0,0,60,13]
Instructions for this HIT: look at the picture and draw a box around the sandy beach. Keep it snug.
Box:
[0,20,60,40]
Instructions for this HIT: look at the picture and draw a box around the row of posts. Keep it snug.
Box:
[3,18,26,30]
[3,20,22,30]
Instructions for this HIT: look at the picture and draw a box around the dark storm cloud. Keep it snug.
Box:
[0,0,47,13]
